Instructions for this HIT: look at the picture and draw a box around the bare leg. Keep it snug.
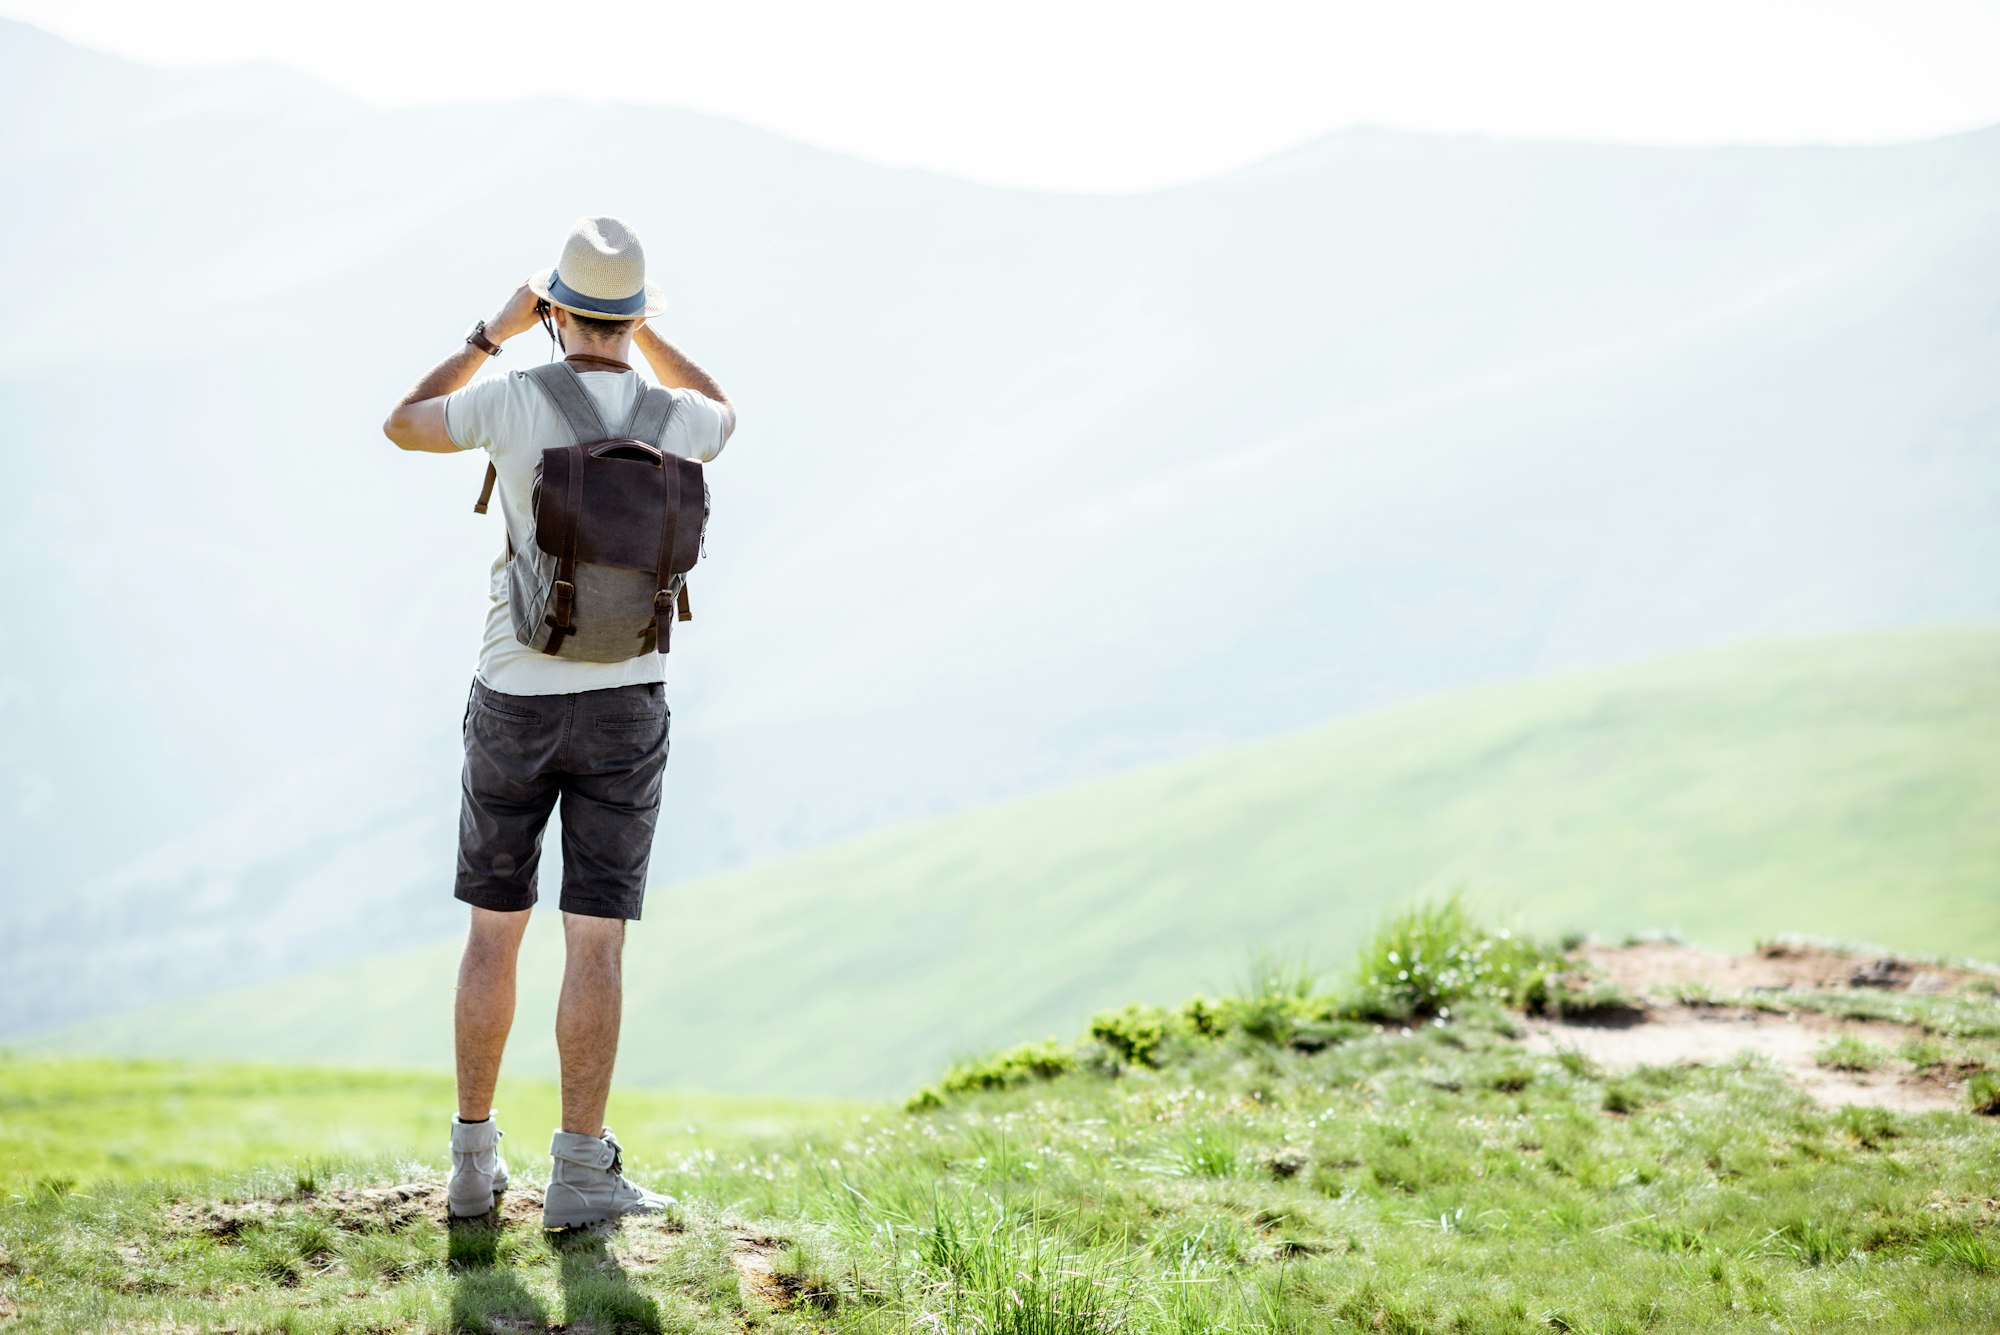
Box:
[454,907,532,1121]
[556,913,626,1135]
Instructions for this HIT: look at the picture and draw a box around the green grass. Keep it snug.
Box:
[6,908,2000,1332]
[1816,1035,1893,1073]
[0,1055,866,1196]
[27,628,2000,1098]
[1346,895,1563,1020]
[1970,1072,2000,1116]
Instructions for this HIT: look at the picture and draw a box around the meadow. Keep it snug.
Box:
[6,905,1999,1333]
[0,1059,863,1198]
[29,628,2000,1099]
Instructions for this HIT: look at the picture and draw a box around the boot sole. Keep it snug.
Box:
[542,1200,672,1231]
[541,1210,617,1231]
[448,1187,507,1220]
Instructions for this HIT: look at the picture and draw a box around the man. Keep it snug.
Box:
[382,216,735,1229]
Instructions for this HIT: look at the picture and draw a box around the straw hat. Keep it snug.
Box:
[528,216,666,320]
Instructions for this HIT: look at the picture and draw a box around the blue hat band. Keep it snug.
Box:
[547,269,647,317]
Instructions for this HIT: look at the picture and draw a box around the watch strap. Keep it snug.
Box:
[467,321,503,356]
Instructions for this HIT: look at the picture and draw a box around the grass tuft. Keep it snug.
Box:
[910,1038,1079,1110]
[1969,1071,2000,1116]
[1922,1228,2000,1272]
[1830,1104,1899,1149]
[1159,1125,1240,1179]
[913,1199,1124,1335]
[1601,1080,1645,1115]
[769,1239,845,1313]
[1898,1037,1949,1068]
[1347,895,1562,1022]
[1090,1003,1179,1067]
[1816,1035,1891,1072]
[1764,1217,1855,1268]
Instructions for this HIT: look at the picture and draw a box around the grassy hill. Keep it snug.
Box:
[6,910,1999,1333]
[30,628,2000,1098]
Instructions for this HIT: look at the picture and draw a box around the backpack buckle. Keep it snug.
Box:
[653,589,673,613]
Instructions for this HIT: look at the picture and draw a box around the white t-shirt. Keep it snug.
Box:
[445,365,732,696]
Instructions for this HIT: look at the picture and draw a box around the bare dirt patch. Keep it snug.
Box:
[610,1213,692,1267]
[1524,942,1996,1113]
[168,1180,547,1236]
[727,1227,787,1307]
[159,1181,794,1327]
[1525,1006,1947,1111]
[1580,940,1984,1000]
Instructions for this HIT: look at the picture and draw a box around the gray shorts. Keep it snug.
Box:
[455,677,670,920]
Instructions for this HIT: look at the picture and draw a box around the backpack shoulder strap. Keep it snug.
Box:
[523,362,611,444]
[472,459,512,558]
[650,450,684,654]
[621,383,677,445]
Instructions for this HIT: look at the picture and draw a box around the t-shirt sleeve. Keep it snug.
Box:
[667,388,735,462]
[443,373,515,453]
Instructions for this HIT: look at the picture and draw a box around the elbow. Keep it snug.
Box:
[382,409,415,451]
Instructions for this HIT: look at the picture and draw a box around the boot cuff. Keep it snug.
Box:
[451,1117,501,1151]
[550,1130,617,1170]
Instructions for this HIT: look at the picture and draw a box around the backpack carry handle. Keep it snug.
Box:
[586,439,665,466]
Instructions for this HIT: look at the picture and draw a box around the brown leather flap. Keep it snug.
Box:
[532,442,707,573]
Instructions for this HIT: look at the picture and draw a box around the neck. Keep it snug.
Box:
[565,350,632,371]
[562,333,634,365]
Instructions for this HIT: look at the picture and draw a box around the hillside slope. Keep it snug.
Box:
[9,927,2000,1333]
[35,628,2000,1098]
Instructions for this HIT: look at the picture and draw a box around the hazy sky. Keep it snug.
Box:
[8,0,1999,190]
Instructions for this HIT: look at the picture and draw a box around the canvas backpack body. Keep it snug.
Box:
[473,361,709,661]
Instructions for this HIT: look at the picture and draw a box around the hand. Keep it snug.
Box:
[486,281,543,343]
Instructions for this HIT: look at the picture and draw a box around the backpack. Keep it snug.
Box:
[471,361,709,660]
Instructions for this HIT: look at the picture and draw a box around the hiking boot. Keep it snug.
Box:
[542,1127,675,1229]
[447,1114,510,1218]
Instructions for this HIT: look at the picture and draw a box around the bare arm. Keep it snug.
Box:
[382,283,541,453]
[381,344,490,453]
[634,324,736,439]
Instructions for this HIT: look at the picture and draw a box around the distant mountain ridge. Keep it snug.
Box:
[2,19,1997,1037]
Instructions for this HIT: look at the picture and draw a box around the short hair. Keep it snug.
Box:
[566,310,636,339]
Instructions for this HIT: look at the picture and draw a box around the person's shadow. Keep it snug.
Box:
[446,1215,549,1332]
[549,1225,663,1333]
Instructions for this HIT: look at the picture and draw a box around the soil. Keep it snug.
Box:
[165,1180,796,1315]
[1579,939,1986,999]
[1522,941,1996,1113]
[170,1180,546,1236]
[726,1227,788,1307]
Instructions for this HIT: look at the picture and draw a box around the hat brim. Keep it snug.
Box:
[529,266,667,320]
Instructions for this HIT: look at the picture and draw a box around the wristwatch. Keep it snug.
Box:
[466,320,503,356]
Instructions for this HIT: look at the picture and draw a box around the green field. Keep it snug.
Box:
[30,628,2000,1098]
[0,1055,865,1197]
[5,908,1999,1334]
